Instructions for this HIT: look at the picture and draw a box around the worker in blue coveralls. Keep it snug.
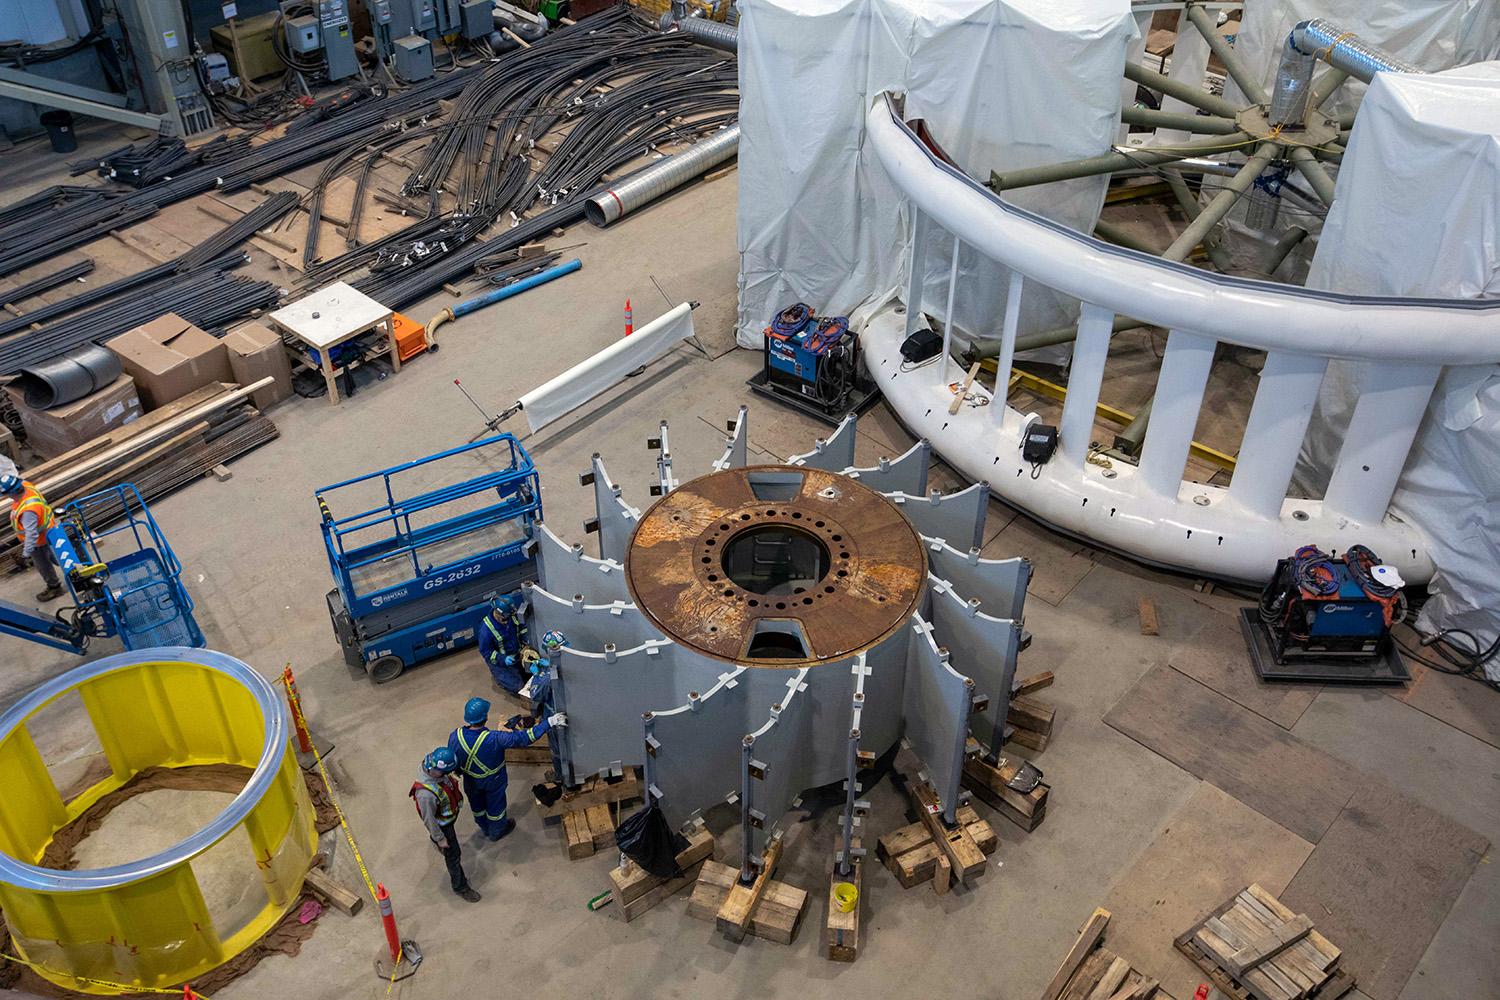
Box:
[447,696,566,840]
[478,592,528,694]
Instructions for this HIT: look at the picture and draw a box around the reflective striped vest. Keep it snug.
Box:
[9,482,53,542]
[409,776,461,823]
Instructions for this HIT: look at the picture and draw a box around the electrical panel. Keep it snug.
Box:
[394,35,435,81]
[318,0,359,80]
[370,0,392,23]
[285,14,321,53]
[460,0,494,39]
[411,1,438,34]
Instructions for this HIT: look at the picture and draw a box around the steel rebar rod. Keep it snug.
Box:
[990,132,1251,191]
[1124,60,1245,119]
[1183,3,1268,104]
[1120,106,1240,135]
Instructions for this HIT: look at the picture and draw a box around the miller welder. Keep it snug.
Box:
[1238,543,1410,683]
[746,302,879,424]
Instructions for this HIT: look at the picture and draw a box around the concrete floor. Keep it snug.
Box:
[2,133,1497,1000]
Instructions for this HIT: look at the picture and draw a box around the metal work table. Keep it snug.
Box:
[268,281,399,405]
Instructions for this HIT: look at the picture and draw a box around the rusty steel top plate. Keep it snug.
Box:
[625,465,926,667]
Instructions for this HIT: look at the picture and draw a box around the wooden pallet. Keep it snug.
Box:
[1173,885,1355,1000]
[533,766,641,819]
[961,751,1049,832]
[876,804,998,889]
[1040,908,1161,1000]
[688,858,808,945]
[606,825,714,922]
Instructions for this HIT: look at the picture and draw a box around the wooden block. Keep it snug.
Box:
[1009,727,1050,753]
[617,860,705,922]
[1013,670,1054,696]
[962,754,1050,832]
[933,853,952,895]
[716,838,781,942]
[1042,907,1111,1000]
[689,859,807,945]
[907,775,987,884]
[1227,914,1314,976]
[603,827,714,911]
[1246,885,1341,968]
[826,860,861,962]
[1060,948,1116,1000]
[210,463,232,482]
[562,809,594,860]
[585,803,615,850]
[703,163,737,183]
[877,808,997,888]
[534,767,641,818]
[503,745,551,765]
[1087,957,1131,1000]
[1009,694,1055,736]
[1138,596,1159,636]
[303,866,364,915]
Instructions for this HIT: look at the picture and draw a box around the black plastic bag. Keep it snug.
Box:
[614,802,689,878]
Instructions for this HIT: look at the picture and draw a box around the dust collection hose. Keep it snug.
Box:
[424,258,582,349]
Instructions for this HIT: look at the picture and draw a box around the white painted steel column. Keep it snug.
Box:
[990,271,1023,429]
[905,208,929,340]
[1229,351,1328,519]
[1058,303,1114,467]
[1323,362,1441,525]
[940,234,961,383]
[1136,330,1215,499]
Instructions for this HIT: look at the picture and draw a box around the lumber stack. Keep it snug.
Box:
[961,744,1049,831]
[561,801,624,861]
[1175,885,1355,1000]
[533,766,641,819]
[688,839,808,946]
[1008,670,1056,753]
[606,823,714,922]
[1040,908,1160,1000]
[1,380,277,562]
[876,804,998,890]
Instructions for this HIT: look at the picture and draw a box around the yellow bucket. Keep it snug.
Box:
[832,882,859,912]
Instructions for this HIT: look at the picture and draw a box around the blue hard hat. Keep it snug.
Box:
[491,594,515,615]
[424,746,458,773]
[0,475,21,495]
[464,697,491,726]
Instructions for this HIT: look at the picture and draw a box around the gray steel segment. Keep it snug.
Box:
[789,412,858,472]
[0,77,167,131]
[844,440,931,496]
[552,641,722,780]
[535,523,629,605]
[589,454,639,563]
[926,541,1031,623]
[528,584,655,653]
[901,616,972,825]
[744,668,820,858]
[927,579,1022,758]
[0,648,286,892]
[887,481,989,551]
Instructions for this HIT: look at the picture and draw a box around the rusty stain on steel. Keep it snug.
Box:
[625,465,925,667]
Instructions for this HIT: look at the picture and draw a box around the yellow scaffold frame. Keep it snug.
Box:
[0,648,316,994]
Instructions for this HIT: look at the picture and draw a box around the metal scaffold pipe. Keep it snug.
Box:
[1120,106,1239,135]
[1183,3,1268,105]
[586,124,740,226]
[990,132,1251,191]
[1124,60,1244,119]
[1162,142,1282,263]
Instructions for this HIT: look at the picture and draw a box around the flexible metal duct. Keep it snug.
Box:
[1269,18,1423,125]
[586,124,740,226]
[16,343,122,409]
[676,15,737,52]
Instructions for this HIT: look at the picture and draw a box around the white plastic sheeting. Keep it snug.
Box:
[518,303,695,432]
[1298,63,1500,677]
[1227,1,1500,118]
[734,0,1138,352]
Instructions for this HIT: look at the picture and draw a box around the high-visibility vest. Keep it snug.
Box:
[409,776,461,824]
[454,727,502,779]
[9,482,53,542]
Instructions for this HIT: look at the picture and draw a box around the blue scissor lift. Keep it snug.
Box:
[318,434,542,683]
[0,484,204,655]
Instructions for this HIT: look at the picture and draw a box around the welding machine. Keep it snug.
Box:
[1238,543,1409,683]
[746,302,880,424]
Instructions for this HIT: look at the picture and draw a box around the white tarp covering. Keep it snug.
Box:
[518,303,695,432]
[1227,1,1500,118]
[1297,63,1500,677]
[735,0,1138,351]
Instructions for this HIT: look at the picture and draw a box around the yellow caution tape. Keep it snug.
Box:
[0,950,210,997]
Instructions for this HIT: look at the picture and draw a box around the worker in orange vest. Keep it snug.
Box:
[1,475,64,602]
[409,747,481,902]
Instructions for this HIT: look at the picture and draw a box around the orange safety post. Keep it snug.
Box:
[624,298,633,337]
[376,883,401,963]
[282,664,313,754]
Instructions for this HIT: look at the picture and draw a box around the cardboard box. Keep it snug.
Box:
[222,322,293,410]
[4,375,142,460]
[106,314,232,410]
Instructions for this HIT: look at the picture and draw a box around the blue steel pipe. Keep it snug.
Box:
[424,259,582,348]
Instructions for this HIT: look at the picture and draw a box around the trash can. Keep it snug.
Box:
[39,110,77,153]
